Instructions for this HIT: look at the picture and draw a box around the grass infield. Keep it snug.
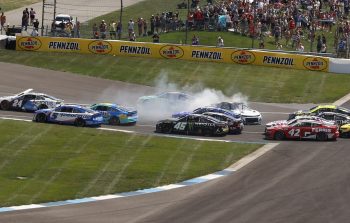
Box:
[1,50,350,103]
[0,119,260,207]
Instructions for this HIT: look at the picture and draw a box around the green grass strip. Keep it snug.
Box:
[0,119,260,207]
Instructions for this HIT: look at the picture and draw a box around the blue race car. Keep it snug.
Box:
[90,103,138,125]
[33,104,103,127]
[172,107,241,120]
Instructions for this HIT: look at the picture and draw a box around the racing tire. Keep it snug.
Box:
[35,113,47,123]
[109,117,120,125]
[38,104,48,110]
[274,131,285,140]
[0,100,10,110]
[75,118,86,127]
[203,129,213,137]
[316,132,328,141]
[162,125,172,134]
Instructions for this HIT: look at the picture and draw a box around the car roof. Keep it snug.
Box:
[56,14,71,17]
[203,112,232,118]
[313,105,337,110]
[94,103,116,107]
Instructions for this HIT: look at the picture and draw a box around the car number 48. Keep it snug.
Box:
[288,129,300,137]
[174,122,186,131]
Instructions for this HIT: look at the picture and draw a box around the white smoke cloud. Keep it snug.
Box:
[137,72,249,121]
[95,71,248,122]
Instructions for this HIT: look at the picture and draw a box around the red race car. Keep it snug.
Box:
[265,119,339,141]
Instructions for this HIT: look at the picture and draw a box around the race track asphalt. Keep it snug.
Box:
[0,62,349,223]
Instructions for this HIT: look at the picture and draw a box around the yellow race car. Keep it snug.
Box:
[340,123,350,138]
[289,105,350,120]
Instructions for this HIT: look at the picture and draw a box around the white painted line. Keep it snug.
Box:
[333,92,350,106]
[98,127,135,134]
[0,114,31,118]
[0,117,32,122]
[10,204,45,210]
[226,143,279,171]
[90,195,124,200]
[156,184,186,190]
[197,174,224,180]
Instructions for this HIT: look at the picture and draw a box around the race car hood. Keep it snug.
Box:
[265,120,287,127]
[241,108,261,117]
[35,108,53,114]
[137,95,158,102]
[172,111,191,118]
[0,95,15,101]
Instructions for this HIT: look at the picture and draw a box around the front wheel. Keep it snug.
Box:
[274,131,285,140]
[75,118,86,127]
[35,113,47,123]
[109,116,120,125]
[316,132,328,141]
[0,100,10,110]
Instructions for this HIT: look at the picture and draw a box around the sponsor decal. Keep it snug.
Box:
[119,46,151,55]
[191,50,223,60]
[303,57,328,71]
[262,56,295,66]
[48,41,80,50]
[88,40,112,54]
[17,37,42,51]
[159,45,184,59]
[231,50,255,64]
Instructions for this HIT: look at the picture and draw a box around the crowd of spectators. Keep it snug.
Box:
[184,0,349,54]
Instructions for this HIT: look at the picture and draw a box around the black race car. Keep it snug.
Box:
[202,112,243,134]
[155,114,229,136]
[317,112,350,126]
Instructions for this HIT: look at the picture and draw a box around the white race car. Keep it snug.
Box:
[214,102,262,125]
[0,89,63,112]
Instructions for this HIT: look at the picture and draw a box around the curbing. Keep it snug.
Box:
[333,92,350,106]
[0,116,279,213]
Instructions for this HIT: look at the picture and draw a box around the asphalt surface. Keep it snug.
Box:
[0,62,349,223]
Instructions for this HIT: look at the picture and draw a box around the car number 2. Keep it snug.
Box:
[174,122,186,131]
[288,128,300,137]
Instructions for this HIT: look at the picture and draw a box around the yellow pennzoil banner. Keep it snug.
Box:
[16,36,329,72]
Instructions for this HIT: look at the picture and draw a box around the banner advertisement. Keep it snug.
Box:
[16,36,329,72]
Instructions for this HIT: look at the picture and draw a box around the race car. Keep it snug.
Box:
[172,107,241,120]
[90,103,138,125]
[138,92,192,106]
[202,112,243,134]
[289,105,350,120]
[339,123,350,138]
[265,115,335,128]
[33,104,103,127]
[317,112,350,126]
[265,119,339,141]
[214,102,262,125]
[155,114,229,136]
[0,89,63,112]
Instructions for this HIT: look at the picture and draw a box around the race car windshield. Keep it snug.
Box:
[45,95,60,100]
[55,17,70,22]
[205,116,221,123]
